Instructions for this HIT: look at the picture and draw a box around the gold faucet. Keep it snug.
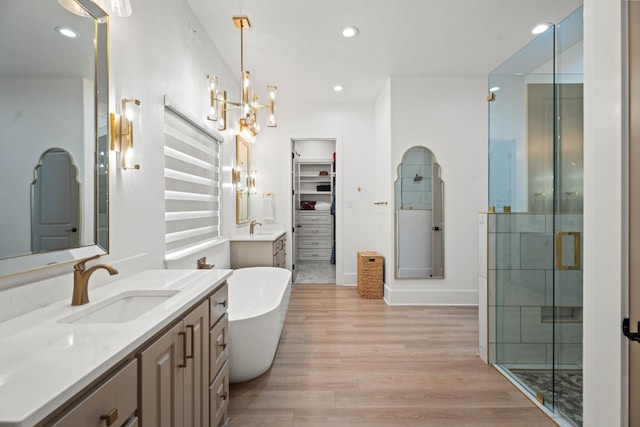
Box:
[249,220,262,235]
[72,255,118,306]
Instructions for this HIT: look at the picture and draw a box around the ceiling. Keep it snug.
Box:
[187,0,583,105]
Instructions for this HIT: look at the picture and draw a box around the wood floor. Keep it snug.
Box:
[228,284,554,426]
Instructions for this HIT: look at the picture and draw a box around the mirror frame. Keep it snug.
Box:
[0,0,110,277]
[235,135,250,224]
[394,146,444,279]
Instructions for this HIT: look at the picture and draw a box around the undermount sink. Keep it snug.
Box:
[59,290,180,324]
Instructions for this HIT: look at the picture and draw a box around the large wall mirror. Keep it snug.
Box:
[394,146,444,279]
[0,0,109,276]
[235,135,250,224]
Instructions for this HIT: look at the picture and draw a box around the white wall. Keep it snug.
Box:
[249,102,377,285]
[583,0,626,424]
[383,76,487,305]
[374,80,392,271]
[106,0,240,274]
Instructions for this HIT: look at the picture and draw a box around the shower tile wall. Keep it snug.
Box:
[487,213,583,366]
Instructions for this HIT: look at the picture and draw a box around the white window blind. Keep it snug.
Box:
[163,97,223,260]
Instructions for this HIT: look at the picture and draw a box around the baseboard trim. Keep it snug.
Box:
[383,284,478,305]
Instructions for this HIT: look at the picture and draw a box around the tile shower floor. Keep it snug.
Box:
[294,261,335,284]
[510,369,583,426]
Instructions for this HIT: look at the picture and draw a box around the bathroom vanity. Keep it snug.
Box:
[229,230,286,269]
[0,269,231,427]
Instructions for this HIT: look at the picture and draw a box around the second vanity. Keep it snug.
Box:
[0,269,232,427]
[229,229,286,269]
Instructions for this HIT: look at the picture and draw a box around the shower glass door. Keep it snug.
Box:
[488,7,583,426]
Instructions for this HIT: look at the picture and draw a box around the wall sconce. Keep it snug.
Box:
[110,98,141,169]
[232,167,242,191]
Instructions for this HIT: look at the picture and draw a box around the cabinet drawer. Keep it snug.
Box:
[297,226,331,236]
[209,314,229,382]
[209,284,228,327]
[52,360,138,427]
[298,249,332,260]
[209,361,230,427]
[297,236,331,248]
[297,212,331,224]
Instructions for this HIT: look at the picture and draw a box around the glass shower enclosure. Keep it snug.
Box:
[487,7,583,426]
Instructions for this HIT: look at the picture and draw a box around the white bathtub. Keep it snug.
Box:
[227,267,292,383]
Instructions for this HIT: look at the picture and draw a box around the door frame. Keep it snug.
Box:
[628,2,640,424]
[289,137,340,284]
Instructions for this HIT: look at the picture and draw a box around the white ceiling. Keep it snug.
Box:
[187,0,583,105]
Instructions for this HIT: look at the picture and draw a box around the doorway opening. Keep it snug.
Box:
[291,138,336,284]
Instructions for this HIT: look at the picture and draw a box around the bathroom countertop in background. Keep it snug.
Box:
[229,229,285,242]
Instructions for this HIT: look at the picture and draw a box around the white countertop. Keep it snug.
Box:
[0,269,232,427]
[229,229,285,242]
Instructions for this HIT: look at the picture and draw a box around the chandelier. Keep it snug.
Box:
[207,16,277,139]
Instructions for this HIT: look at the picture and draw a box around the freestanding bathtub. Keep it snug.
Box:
[227,267,292,383]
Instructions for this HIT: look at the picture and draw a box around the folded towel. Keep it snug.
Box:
[315,202,331,211]
[263,195,275,220]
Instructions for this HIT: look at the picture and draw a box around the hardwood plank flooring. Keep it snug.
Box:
[228,285,554,426]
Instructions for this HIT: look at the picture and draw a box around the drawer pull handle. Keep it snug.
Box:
[100,408,118,426]
[219,391,228,401]
[219,341,228,350]
[186,325,195,359]
[178,331,187,368]
[216,299,227,308]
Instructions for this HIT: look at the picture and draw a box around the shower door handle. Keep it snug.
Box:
[555,231,581,270]
[623,318,640,343]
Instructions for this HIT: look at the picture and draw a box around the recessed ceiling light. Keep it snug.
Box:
[531,23,552,35]
[55,26,77,38]
[489,86,500,92]
[333,84,345,92]
[342,26,359,38]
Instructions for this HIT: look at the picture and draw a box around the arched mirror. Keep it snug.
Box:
[394,146,444,279]
[0,0,109,276]
[235,135,250,224]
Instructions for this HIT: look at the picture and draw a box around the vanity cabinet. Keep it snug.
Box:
[0,270,233,427]
[208,286,229,427]
[51,360,138,427]
[139,284,229,427]
[138,299,208,427]
[296,211,333,261]
[230,233,286,268]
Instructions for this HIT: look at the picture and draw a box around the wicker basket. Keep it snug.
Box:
[357,251,384,299]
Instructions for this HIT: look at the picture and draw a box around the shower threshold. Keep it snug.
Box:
[493,364,581,427]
